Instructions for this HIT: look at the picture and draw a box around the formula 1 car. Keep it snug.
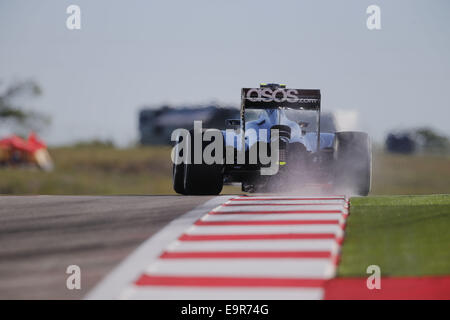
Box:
[173,83,371,195]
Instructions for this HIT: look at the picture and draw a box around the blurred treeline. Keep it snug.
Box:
[0,80,50,132]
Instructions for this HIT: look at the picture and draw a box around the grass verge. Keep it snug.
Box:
[338,194,450,277]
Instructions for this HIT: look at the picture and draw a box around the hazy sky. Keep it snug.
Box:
[1,0,449,146]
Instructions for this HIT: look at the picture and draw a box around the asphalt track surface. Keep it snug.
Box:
[0,195,212,299]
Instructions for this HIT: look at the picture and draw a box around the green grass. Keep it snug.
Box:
[338,194,450,277]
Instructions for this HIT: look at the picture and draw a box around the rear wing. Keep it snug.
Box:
[241,88,321,110]
[240,86,322,152]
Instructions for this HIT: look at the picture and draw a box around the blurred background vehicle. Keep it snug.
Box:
[385,128,450,155]
[139,105,239,145]
[0,132,53,171]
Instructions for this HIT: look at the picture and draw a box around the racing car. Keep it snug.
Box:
[172,83,371,196]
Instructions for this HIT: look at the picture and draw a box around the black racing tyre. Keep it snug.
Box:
[183,129,224,195]
[172,133,186,195]
[334,131,372,196]
[172,163,185,195]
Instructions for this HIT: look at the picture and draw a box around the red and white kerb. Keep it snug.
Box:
[121,195,349,300]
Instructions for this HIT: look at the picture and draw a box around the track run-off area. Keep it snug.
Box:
[87,195,350,299]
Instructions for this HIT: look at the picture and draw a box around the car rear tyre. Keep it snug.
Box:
[172,163,185,195]
[334,131,372,196]
[183,129,224,195]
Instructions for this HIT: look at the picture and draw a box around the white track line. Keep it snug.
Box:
[167,239,339,252]
[145,259,334,278]
[186,225,344,236]
[226,199,347,204]
[202,213,346,223]
[230,196,345,200]
[214,204,347,212]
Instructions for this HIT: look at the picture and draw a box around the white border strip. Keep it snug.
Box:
[85,196,234,300]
